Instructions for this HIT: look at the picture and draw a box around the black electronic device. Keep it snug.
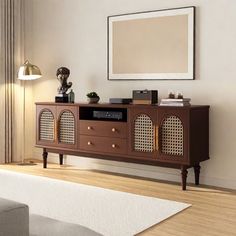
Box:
[109,98,132,104]
[93,110,123,120]
[80,107,127,122]
[55,94,69,103]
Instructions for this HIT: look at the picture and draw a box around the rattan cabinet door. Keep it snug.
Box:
[157,107,189,164]
[128,107,157,159]
[36,105,57,147]
[56,105,78,149]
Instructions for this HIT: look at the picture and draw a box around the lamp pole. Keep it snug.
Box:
[18,60,42,165]
[22,80,25,163]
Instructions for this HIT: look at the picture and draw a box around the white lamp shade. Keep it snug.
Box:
[18,60,42,80]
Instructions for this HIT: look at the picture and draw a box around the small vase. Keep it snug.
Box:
[87,97,100,104]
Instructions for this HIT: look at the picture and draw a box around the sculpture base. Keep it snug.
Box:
[55,94,69,103]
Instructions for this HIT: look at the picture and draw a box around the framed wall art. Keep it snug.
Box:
[107,6,195,80]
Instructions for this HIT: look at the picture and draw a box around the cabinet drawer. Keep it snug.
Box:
[79,120,127,138]
[79,135,127,155]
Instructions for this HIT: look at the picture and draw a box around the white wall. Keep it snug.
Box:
[26,0,236,189]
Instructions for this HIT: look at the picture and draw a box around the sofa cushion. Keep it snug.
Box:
[0,197,29,236]
[30,214,102,236]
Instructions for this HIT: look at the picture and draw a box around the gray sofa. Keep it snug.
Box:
[0,198,102,236]
[0,198,29,236]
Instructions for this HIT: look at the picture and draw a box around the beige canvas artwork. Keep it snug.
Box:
[112,15,188,74]
[108,7,194,80]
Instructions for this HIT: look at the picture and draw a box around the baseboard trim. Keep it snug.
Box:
[33,149,236,190]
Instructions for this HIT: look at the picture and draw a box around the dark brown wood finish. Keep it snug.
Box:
[36,104,78,150]
[157,107,189,164]
[79,135,127,155]
[41,147,188,169]
[79,120,127,138]
[189,108,210,165]
[181,165,188,190]
[128,107,157,159]
[56,105,78,150]
[35,102,210,190]
[194,164,201,185]
[42,148,48,169]
[59,154,63,165]
[36,104,57,147]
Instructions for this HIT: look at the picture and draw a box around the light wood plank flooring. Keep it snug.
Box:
[0,162,235,236]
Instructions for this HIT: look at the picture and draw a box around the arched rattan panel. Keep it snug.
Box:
[58,110,75,144]
[134,114,154,152]
[161,115,183,156]
[39,109,54,141]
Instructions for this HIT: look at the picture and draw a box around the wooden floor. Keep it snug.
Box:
[0,162,236,236]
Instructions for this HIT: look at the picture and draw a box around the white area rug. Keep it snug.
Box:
[0,169,190,236]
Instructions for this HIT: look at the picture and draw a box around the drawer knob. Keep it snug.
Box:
[111,128,116,132]
[112,144,116,148]
[87,126,92,130]
[87,141,92,145]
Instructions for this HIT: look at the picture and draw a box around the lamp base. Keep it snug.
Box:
[17,161,37,166]
[55,94,69,103]
[18,163,37,166]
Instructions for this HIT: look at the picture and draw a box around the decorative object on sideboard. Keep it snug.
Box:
[132,90,158,105]
[55,67,72,103]
[160,98,191,107]
[176,91,184,99]
[109,98,132,104]
[168,90,175,99]
[168,90,184,99]
[86,92,100,104]
[108,6,195,80]
[18,60,42,166]
[68,89,75,103]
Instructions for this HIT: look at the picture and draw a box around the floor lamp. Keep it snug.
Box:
[18,60,42,165]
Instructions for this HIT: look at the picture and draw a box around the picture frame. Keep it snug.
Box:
[107,6,195,80]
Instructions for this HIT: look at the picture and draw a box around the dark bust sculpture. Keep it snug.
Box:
[56,67,72,95]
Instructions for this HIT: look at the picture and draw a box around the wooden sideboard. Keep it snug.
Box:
[35,102,209,190]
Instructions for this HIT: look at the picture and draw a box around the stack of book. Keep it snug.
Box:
[159,98,191,106]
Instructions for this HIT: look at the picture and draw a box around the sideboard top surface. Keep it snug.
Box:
[35,102,209,110]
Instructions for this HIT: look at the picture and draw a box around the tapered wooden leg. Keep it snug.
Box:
[194,164,201,185]
[42,148,48,168]
[59,154,63,165]
[181,166,188,190]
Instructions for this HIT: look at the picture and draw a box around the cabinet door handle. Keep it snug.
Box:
[111,128,116,132]
[55,120,58,142]
[54,121,56,141]
[155,126,159,151]
[87,126,92,130]
[87,141,92,145]
[111,144,116,148]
